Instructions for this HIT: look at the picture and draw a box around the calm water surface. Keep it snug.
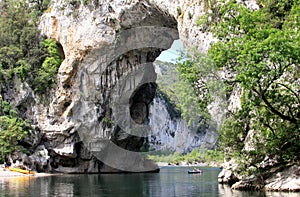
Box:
[0,167,299,197]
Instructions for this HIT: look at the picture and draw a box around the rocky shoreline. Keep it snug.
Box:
[158,161,300,192]
[158,160,300,192]
[218,164,300,192]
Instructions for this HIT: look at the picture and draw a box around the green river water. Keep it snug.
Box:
[0,167,299,197]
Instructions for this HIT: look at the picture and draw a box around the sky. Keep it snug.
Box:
[156,39,186,63]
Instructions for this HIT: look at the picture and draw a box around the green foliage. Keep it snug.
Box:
[33,39,62,93]
[0,116,29,163]
[0,97,30,163]
[0,46,23,70]
[0,0,53,162]
[186,149,201,162]
[0,0,45,56]
[28,0,51,22]
[146,150,184,164]
[146,149,200,164]
[82,0,89,5]
[218,115,247,154]
[199,148,224,164]
[156,59,211,127]
[196,14,209,27]
[210,0,300,170]
[0,0,61,94]
[146,148,224,165]
[174,52,227,126]
[13,60,32,81]
[0,100,18,117]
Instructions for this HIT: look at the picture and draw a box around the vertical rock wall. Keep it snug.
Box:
[17,0,219,172]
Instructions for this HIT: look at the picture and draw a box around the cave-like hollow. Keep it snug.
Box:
[74,1,182,172]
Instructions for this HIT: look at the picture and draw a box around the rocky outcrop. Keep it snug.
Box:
[3,0,220,173]
[148,95,219,153]
[230,165,300,192]
[264,165,300,192]
[219,158,300,192]
[218,169,239,185]
[218,159,239,185]
[2,0,298,192]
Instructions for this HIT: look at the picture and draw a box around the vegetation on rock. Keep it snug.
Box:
[0,0,60,162]
[0,97,30,163]
[146,148,224,165]
[0,0,61,94]
[173,0,299,180]
[207,0,300,177]
[156,60,210,127]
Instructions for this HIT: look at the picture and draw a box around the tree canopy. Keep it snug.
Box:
[207,0,300,173]
[0,0,61,93]
[176,0,299,176]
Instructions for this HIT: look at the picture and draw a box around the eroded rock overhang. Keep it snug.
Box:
[38,0,214,172]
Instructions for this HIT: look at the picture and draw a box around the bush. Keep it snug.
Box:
[0,98,30,163]
[211,0,300,170]
[32,39,62,93]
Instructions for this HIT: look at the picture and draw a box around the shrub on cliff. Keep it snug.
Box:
[0,0,61,94]
[0,0,59,162]
[32,39,62,93]
[0,97,30,163]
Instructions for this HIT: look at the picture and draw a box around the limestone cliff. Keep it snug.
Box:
[5,0,217,173]
[1,0,299,192]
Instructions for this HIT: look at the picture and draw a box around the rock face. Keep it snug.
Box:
[2,0,298,191]
[218,159,300,192]
[229,165,300,192]
[148,96,219,153]
[2,0,220,173]
[147,60,219,153]
[264,165,300,192]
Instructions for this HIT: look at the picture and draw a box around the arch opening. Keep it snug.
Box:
[74,2,182,172]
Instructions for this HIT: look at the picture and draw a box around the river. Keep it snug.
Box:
[0,167,299,197]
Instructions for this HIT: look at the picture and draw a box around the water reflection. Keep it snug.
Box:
[1,167,299,197]
[0,176,35,196]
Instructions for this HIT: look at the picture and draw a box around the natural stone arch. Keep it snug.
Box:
[73,25,178,172]
[39,0,216,172]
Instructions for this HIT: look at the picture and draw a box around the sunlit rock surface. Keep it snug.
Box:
[20,0,218,173]
[2,0,298,190]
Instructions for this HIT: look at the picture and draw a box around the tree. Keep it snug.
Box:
[32,39,62,93]
[156,59,211,127]
[0,97,29,163]
[0,0,60,93]
[209,0,300,168]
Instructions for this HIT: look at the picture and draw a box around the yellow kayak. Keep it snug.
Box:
[8,167,35,175]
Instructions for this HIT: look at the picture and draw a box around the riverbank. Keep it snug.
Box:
[218,162,300,192]
[156,161,221,167]
[0,167,59,178]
